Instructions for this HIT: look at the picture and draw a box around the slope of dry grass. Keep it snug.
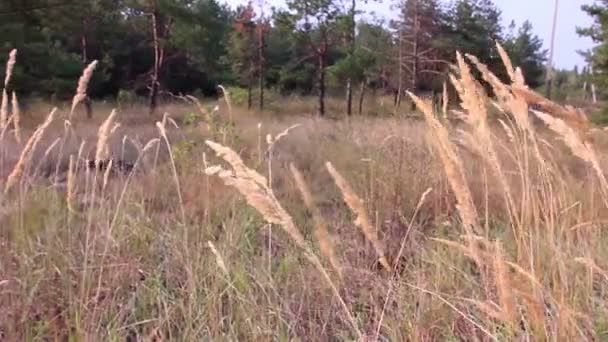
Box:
[1,49,608,341]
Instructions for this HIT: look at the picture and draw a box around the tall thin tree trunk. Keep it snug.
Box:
[346,0,355,116]
[545,0,559,99]
[318,48,326,117]
[358,79,366,115]
[410,9,419,111]
[149,9,161,115]
[247,64,253,110]
[81,17,88,62]
[258,23,265,111]
[396,28,403,108]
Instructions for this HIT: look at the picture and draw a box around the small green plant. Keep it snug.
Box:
[182,111,201,126]
[117,89,136,108]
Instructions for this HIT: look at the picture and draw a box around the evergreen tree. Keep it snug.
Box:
[503,20,547,88]
[578,1,608,95]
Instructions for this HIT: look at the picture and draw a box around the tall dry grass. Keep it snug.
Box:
[2,47,608,341]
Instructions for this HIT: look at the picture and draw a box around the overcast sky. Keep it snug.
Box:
[221,0,597,69]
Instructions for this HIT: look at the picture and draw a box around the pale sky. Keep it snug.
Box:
[221,0,597,69]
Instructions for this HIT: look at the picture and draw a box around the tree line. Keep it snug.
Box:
[0,0,548,115]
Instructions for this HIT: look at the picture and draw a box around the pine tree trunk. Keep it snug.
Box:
[258,24,265,111]
[247,66,253,110]
[149,9,161,115]
[81,16,88,63]
[410,7,420,111]
[81,35,87,63]
[346,0,355,116]
[318,50,326,117]
[396,29,403,108]
[358,79,366,115]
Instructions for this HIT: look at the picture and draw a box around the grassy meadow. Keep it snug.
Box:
[2,51,608,341]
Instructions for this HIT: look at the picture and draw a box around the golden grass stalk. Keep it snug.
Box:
[12,92,21,143]
[494,241,518,329]
[290,163,342,278]
[95,110,117,164]
[102,159,113,192]
[4,49,16,87]
[1,49,17,130]
[442,82,448,118]
[0,89,8,129]
[456,53,520,236]
[70,60,98,119]
[205,140,305,246]
[156,119,186,223]
[267,124,302,147]
[67,155,75,212]
[496,42,515,82]
[207,241,229,277]
[325,161,390,270]
[205,140,362,338]
[466,53,533,136]
[217,85,233,123]
[407,92,480,234]
[532,110,608,194]
[514,86,589,137]
[5,108,57,193]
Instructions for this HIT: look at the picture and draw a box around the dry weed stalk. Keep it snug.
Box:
[70,60,98,119]
[207,241,229,277]
[290,163,342,277]
[455,53,521,238]
[67,155,75,212]
[326,161,390,270]
[407,92,480,234]
[205,140,362,339]
[95,110,117,164]
[156,118,186,223]
[442,82,448,118]
[0,90,8,130]
[12,92,21,143]
[513,86,590,138]
[4,49,16,87]
[205,140,305,246]
[494,241,518,329]
[5,108,57,193]
[217,85,233,123]
[1,50,17,129]
[533,110,608,198]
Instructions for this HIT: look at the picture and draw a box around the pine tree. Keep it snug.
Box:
[395,0,445,105]
[285,0,340,116]
[503,20,547,88]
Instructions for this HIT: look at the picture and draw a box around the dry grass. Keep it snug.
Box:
[70,60,98,120]
[1,49,608,341]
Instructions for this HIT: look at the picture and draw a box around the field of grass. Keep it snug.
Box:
[2,51,608,341]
